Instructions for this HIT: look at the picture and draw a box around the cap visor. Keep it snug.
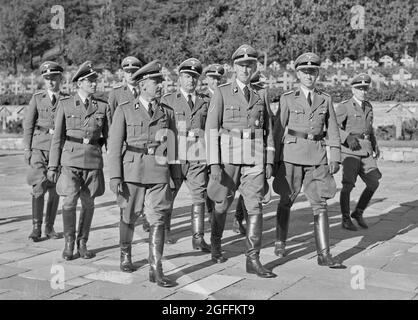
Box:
[180,70,200,77]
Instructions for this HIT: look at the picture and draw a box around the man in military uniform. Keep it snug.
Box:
[48,61,111,260]
[161,58,211,252]
[232,70,271,235]
[206,44,276,278]
[336,73,381,231]
[23,61,67,242]
[272,52,344,268]
[202,64,225,224]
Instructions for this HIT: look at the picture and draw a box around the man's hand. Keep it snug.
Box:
[110,178,122,194]
[210,164,222,182]
[47,169,58,183]
[373,145,380,159]
[346,134,361,151]
[24,150,32,166]
[265,164,273,179]
[329,161,340,175]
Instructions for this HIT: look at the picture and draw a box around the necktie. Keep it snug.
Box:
[243,86,250,102]
[187,94,194,110]
[307,92,312,107]
[84,98,89,110]
[133,88,138,99]
[361,101,365,112]
[148,102,153,118]
[51,94,57,106]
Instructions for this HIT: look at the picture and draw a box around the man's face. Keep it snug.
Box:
[296,68,319,89]
[234,61,256,84]
[78,75,97,95]
[123,68,138,86]
[179,72,198,93]
[352,86,369,101]
[43,74,62,92]
[206,75,221,90]
[140,77,163,100]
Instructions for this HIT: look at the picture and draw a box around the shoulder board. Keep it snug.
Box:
[218,83,230,88]
[283,90,294,96]
[59,96,71,101]
[113,84,124,89]
[162,92,173,98]
[34,91,44,96]
[340,99,349,104]
[118,100,130,107]
[94,97,108,104]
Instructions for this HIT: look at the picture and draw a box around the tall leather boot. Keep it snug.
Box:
[206,197,214,225]
[44,188,60,239]
[28,195,44,242]
[210,210,227,263]
[245,214,276,278]
[233,195,246,234]
[164,209,176,244]
[76,206,95,259]
[62,207,76,260]
[314,210,346,269]
[351,188,375,229]
[120,215,136,273]
[148,224,174,287]
[340,191,357,231]
[191,204,211,252]
[274,206,290,257]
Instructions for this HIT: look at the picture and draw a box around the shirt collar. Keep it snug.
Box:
[139,95,151,111]
[180,88,196,103]
[208,88,214,95]
[235,78,247,91]
[299,85,314,99]
[47,89,59,100]
[127,83,137,94]
[353,96,364,107]
[77,90,89,104]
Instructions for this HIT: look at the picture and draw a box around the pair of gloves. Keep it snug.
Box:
[346,134,380,159]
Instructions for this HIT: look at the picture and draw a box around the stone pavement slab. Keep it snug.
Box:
[180,274,242,296]
[19,264,98,282]
[382,252,418,275]
[366,270,418,292]
[0,265,30,279]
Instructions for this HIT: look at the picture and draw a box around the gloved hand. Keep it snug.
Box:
[110,178,122,194]
[265,164,273,179]
[210,164,222,182]
[47,169,58,183]
[346,134,361,151]
[373,145,380,159]
[24,150,32,166]
[329,161,340,175]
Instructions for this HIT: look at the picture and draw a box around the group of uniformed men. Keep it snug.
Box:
[23,44,381,287]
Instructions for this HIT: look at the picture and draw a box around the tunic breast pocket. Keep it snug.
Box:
[289,109,305,123]
[127,122,144,137]
[38,107,49,119]
[66,114,81,129]
[225,106,240,120]
[158,117,168,129]
[175,111,186,122]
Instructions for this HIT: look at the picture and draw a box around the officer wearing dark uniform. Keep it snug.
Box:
[160,58,211,252]
[272,52,344,268]
[206,44,276,278]
[108,60,176,287]
[23,61,67,242]
[48,61,111,260]
[233,70,271,235]
[336,73,381,231]
[202,64,225,224]
[108,56,142,116]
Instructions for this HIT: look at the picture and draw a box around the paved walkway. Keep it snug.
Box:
[0,151,418,300]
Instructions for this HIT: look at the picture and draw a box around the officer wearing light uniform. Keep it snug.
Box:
[206,44,276,278]
[23,61,67,242]
[108,60,176,287]
[161,58,211,252]
[336,73,381,231]
[48,61,111,261]
[272,52,344,268]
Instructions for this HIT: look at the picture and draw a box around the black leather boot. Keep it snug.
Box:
[245,214,276,278]
[29,195,44,242]
[210,210,227,263]
[351,188,375,229]
[314,210,346,269]
[233,195,247,234]
[120,217,136,273]
[340,191,357,231]
[148,224,174,287]
[44,188,60,239]
[164,209,176,244]
[206,197,214,225]
[274,206,290,257]
[76,206,95,259]
[191,204,211,252]
[62,208,76,260]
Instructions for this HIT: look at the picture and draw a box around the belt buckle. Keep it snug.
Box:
[48,129,54,134]
[364,134,370,140]
[188,131,195,137]
[243,132,250,139]
[307,133,314,140]
[83,138,90,144]
[148,147,155,155]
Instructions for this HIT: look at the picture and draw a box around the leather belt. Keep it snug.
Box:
[288,129,324,141]
[179,130,200,138]
[351,133,370,140]
[35,125,54,134]
[221,128,261,139]
[66,135,101,145]
[126,144,159,155]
